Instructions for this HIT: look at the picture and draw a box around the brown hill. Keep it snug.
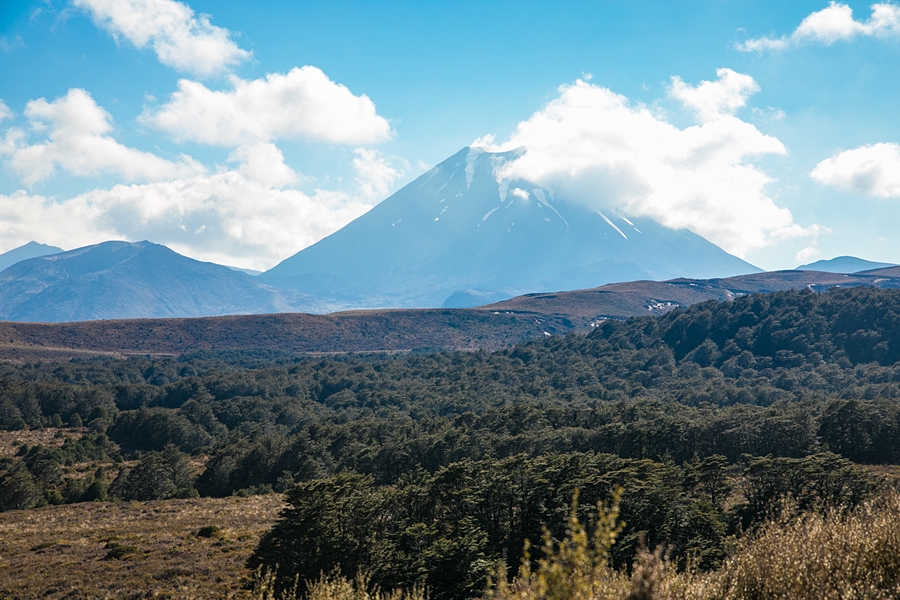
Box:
[1,270,897,361]
[0,309,577,361]
[486,269,891,319]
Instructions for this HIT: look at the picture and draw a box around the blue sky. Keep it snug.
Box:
[1,0,899,271]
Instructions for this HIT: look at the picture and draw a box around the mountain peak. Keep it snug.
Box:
[796,256,897,274]
[0,240,318,322]
[260,146,759,308]
[0,241,64,273]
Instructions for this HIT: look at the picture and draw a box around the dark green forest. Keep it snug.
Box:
[2,287,900,598]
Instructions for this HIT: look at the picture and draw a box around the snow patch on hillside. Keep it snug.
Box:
[465,148,483,189]
[597,210,628,239]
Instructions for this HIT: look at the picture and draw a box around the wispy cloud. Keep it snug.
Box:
[142,67,394,146]
[811,143,900,197]
[795,244,823,264]
[0,35,24,52]
[738,2,900,52]
[352,148,405,200]
[73,0,250,77]
[750,106,787,123]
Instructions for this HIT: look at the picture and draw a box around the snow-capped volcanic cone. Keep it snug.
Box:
[261,147,759,308]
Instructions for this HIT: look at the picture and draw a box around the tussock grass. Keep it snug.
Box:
[706,491,900,599]
[253,571,426,600]
[0,494,284,599]
[488,489,900,600]
[0,428,75,458]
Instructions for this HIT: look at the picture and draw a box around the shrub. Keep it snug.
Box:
[197,525,221,538]
[103,541,137,560]
[252,569,426,600]
[712,492,900,599]
[0,467,42,511]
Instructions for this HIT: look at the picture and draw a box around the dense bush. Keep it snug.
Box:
[253,490,900,600]
[249,452,878,600]
[109,445,198,501]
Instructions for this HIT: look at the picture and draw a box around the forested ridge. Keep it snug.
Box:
[2,287,900,598]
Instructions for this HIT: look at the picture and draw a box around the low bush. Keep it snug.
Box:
[254,490,900,600]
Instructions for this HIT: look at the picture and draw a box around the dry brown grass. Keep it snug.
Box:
[0,428,131,484]
[0,428,76,458]
[251,571,427,600]
[481,490,900,600]
[702,491,900,599]
[0,309,584,362]
[0,494,285,599]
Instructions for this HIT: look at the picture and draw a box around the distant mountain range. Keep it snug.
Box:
[0,147,897,324]
[796,256,897,273]
[259,147,759,308]
[0,241,323,322]
[0,241,63,272]
[2,267,900,360]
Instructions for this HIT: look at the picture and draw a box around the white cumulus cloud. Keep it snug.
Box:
[811,143,900,197]
[0,144,376,270]
[0,100,11,122]
[0,189,116,252]
[226,142,298,188]
[487,71,815,257]
[0,88,205,186]
[73,0,250,77]
[738,2,900,51]
[670,68,760,123]
[142,67,393,147]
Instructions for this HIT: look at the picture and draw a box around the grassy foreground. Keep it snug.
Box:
[0,495,284,599]
[1,489,898,598]
[255,490,900,600]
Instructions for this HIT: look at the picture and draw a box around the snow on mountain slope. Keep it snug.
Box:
[261,147,760,308]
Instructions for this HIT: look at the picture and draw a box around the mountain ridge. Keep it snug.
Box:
[3,268,899,360]
[0,240,324,322]
[0,241,64,273]
[796,255,896,273]
[0,148,763,321]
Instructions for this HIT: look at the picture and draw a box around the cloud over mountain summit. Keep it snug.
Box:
[480,70,814,258]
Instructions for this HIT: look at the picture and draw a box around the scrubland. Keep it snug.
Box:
[2,288,900,598]
[0,495,284,599]
[256,490,900,600]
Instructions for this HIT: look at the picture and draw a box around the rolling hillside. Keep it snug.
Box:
[1,268,899,360]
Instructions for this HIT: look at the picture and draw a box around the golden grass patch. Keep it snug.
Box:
[0,494,285,599]
[0,428,76,459]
